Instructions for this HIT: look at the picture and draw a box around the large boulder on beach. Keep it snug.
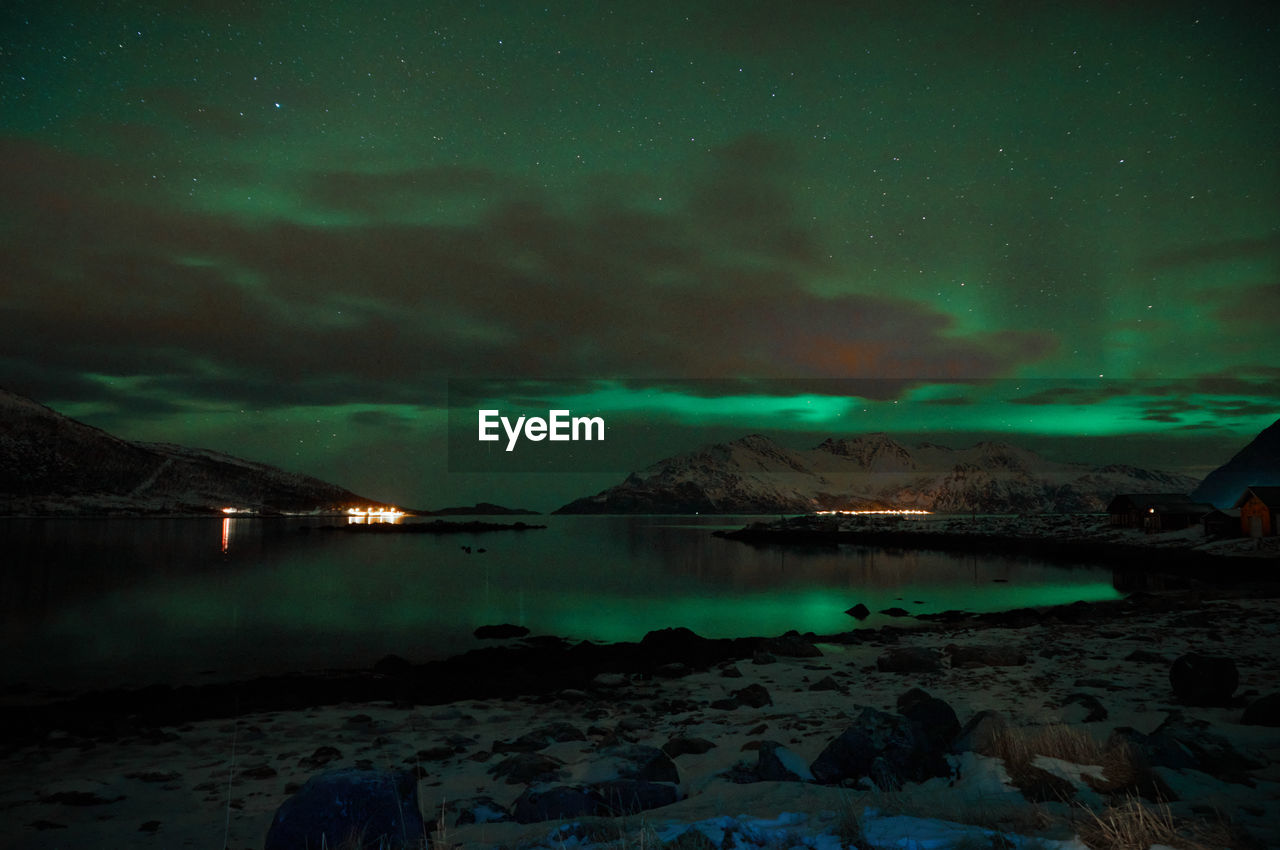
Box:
[264,768,425,850]
[588,745,680,784]
[1169,653,1238,705]
[896,688,959,750]
[732,683,773,708]
[1114,714,1259,786]
[810,707,950,789]
[875,647,942,673]
[662,736,717,758]
[594,779,680,815]
[512,785,606,824]
[489,752,566,785]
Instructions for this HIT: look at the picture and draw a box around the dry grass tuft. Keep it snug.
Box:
[1075,796,1239,850]
[987,723,1137,799]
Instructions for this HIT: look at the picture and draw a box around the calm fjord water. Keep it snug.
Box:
[0,515,1122,691]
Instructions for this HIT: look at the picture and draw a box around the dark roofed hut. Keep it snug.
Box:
[1106,493,1214,533]
[1202,508,1241,539]
[1235,486,1280,538]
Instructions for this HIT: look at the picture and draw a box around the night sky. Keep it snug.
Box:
[2,2,1277,510]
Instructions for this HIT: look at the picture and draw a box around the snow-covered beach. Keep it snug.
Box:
[3,584,1278,849]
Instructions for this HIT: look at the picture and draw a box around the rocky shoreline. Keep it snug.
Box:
[715,513,1280,574]
[3,583,1280,848]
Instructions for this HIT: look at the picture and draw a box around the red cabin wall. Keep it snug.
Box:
[1241,496,1274,537]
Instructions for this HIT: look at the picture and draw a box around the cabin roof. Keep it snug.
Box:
[1233,486,1280,509]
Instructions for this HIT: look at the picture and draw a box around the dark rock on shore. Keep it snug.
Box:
[730,684,773,708]
[595,779,680,815]
[512,779,680,823]
[0,626,760,745]
[264,769,424,850]
[1060,693,1108,723]
[809,675,843,692]
[513,785,606,824]
[490,753,566,785]
[1242,693,1280,726]
[1114,714,1259,788]
[845,603,871,620]
[880,607,912,618]
[810,706,951,789]
[297,745,342,770]
[1170,653,1239,705]
[595,744,680,783]
[945,644,1027,668]
[761,633,823,658]
[493,722,585,753]
[876,647,942,673]
[662,736,717,758]
[896,688,959,750]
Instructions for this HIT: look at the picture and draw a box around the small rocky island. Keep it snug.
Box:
[715,511,1280,567]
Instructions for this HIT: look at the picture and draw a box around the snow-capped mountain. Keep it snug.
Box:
[554,432,1198,514]
[1190,417,1280,508]
[0,388,377,515]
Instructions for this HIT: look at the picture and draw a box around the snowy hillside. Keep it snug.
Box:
[555,433,1198,514]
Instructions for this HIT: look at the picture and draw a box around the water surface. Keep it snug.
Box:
[0,515,1123,691]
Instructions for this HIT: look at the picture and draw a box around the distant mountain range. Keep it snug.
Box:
[554,433,1200,514]
[1191,417,1280,508]
[0,388,379,515]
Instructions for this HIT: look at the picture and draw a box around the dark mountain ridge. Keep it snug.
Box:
[1190,417,1280,508]
[0,388,381,515]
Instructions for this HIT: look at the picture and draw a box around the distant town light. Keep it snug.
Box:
[814,508,932,516]
[347,506,405,524]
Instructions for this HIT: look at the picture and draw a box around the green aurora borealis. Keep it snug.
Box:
[2,1,1277,509]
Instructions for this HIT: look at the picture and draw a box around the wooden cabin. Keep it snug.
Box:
[1202,508,1241,539]
[1106,493,1213,533]
[1234,486,1280,538]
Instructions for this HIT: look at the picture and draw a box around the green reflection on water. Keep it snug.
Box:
[9,517,1124,688]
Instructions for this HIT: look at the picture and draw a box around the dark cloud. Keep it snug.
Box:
[1208,283,1280,330]
[1,135,1055,412]
[1148,235,1280,271]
